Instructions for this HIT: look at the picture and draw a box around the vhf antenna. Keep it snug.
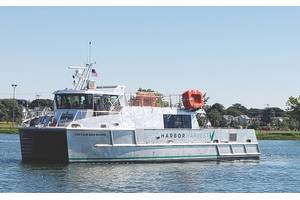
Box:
[70,41,96,90]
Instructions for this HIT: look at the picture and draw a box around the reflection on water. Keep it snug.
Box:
[0,134,300,192]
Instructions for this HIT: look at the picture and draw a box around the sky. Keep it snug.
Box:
[0,7,299,109]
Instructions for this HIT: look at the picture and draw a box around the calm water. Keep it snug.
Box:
[0,133,300,192]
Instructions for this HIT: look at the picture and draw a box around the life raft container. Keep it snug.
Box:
[182,90,204,110]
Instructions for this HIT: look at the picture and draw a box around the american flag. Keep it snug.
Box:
[91,69,98,77]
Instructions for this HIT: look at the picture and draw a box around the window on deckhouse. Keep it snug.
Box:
[163,114,192,129]
[55,94,93,109]
[93,94,121,116]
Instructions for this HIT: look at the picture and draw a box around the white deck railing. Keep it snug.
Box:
[125,93,183,108]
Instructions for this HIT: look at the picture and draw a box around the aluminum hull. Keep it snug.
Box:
[19,127,260,163]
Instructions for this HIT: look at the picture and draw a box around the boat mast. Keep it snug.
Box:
[81,41,93,90]
[70,41,96,90]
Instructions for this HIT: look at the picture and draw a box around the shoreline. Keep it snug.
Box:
[255,130,300,140]
[0,129,18,134]
[1,128,300,140]
[0,122,18,134]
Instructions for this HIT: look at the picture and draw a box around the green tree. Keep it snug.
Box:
[248,108,263,118]
[0,102,8,121]
[203,105,211,113]
[288,118,300,131]
[248,120,260,130]
[271,107,286,117]
[203,92,209,104]
[225,107,243,117]
[29,99,53,110]
[207,110,223,127]
[277,119,289,130]
[205,103,226,127]
[262,108,275,125]
[286,96,300,130]
[0,99,23,123]
[209,103,225,115]
[197,115,207,127]
[156,94,169,107]
[287,96,300,122]
[228,103,248,116]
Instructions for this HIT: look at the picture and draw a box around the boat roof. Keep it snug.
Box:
[53,85,126,96]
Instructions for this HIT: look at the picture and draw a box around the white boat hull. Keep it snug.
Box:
[66,128,260,163]
[19,127,260,163]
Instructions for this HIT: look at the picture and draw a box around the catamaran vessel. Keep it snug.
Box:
[19,49,260,163]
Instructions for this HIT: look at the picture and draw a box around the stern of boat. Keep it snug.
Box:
[19,127,69,164]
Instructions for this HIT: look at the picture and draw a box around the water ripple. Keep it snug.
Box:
[0,134,300,192]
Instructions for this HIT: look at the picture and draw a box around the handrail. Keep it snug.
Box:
[126,93,183,108]
[93,110,120,114]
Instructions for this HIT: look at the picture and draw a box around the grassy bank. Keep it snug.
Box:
[0,122,18,134]
[256,130,300,140]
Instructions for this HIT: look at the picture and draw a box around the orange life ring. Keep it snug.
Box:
[182,90,204,110]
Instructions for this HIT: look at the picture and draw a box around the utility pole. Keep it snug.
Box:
[11,84,18,123]
[36,94,40,108]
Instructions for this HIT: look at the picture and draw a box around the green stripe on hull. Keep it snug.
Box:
[70,154,218,162]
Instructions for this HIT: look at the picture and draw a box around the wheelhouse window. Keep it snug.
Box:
[94,95,121,115]
[55,94,93,109]
[163,114,192,129]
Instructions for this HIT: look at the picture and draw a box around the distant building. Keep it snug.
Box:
[223,114,251,127]
[223,115,236,126]
[237,115,251,126]
[272,117,288,123]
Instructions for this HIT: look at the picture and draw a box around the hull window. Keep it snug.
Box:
[163,114,192,129]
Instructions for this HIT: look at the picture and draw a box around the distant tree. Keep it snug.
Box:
[0,102,8,121]
[275,118,289,130]
[208,103,225,115]
[29,99,53,110]
[229,119,239,129]
[262,108,275,125]
[288,118,300,131]
[0,99,23,123]
[248,120,260,130]
[287,96,300,122]
[205,103,226,127]
[280,119,289,130]
[197,115,207,127]
[207,110,223,127]
[248,108,263,118]
[220,117,227,127]
[203,92,209,104]
[207,111,225,127]
[156,93,169,107]
[225,107,243,117]
[286,96,300,130]
[230,103,248,115]
[203,105,211,113]
[17,99,29,108]
[271,107,286,117]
